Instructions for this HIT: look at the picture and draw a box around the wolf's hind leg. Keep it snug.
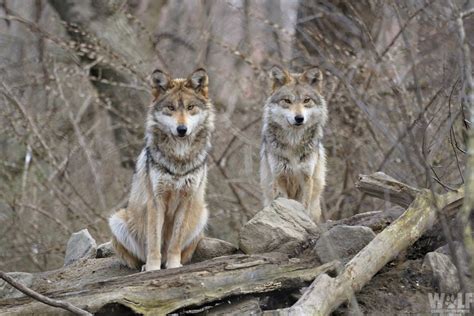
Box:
[111,236,143,270]
[181,233,202,264]
[109,209,145,270]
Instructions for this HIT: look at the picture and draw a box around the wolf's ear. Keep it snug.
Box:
[151,69,171,98]
[270,65,289,90]
[187,68,209,97]
[302,66,323,90]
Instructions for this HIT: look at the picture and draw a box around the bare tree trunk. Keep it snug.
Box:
[456,2,474,290]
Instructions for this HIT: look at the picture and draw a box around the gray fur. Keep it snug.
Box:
[260,67,328,222]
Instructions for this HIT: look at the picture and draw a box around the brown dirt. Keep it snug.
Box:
[334,259,433,315]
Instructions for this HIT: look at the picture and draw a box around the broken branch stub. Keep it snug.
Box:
[356,172,420,207]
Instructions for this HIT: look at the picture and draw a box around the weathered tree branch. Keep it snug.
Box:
[270,173,463,315]
[325,208,403,233]
[0,254,338,315]
[356,172,421,207]
[0,271,91,316]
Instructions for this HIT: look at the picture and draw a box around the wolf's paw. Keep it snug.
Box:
[144,261,161,271]
[166,262,183,269]
[166,257,182,269]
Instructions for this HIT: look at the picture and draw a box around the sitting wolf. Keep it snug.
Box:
[109,68,214,270]
[260,66,327,223]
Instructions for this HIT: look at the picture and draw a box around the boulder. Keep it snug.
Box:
[314,225,376,263]
[422,252,460,294]
[192,237,239,262]
[0,272,34,299]
[96,241,115,258]
[239,198,319,255]
[64,229,97,266]
[435,241,470,278]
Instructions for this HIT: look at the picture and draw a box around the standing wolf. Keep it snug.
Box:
[260,66,327,223]
[109,68,214,271]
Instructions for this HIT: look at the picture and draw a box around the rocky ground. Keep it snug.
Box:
[0,197,469,315]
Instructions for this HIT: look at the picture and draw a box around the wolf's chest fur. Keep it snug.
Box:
[144,127,210,191]
[160,188,190,216]
[149,162,206,191]
[263,122,321,174]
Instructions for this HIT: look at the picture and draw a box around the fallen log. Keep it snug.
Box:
[270,172,464,315]
[0,254,338,315]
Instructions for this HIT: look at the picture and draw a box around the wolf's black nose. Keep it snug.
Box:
[177,125,187,137]
[294,115,304,124]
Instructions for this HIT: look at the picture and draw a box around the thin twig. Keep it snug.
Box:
[379,0,435,58]
[209,153,252,216]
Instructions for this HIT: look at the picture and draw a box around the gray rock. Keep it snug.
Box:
[192,237,239,262]
[64,229,97,266]
[96,241,115,258]
[423,252,460,294]
[435,241,470,278]
[0,272,34,299]
[315,225,376,263]
[239,198,319,255]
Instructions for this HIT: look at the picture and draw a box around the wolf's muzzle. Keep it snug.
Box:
[177,125,188,137]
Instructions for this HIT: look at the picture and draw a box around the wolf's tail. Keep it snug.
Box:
[109,210,144,270]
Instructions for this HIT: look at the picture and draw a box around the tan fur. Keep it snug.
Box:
[112,234,141,270]
[109,68,213,270]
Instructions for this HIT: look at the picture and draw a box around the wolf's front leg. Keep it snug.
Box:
[272,174,289,200]
[145,196,165,271]
[310,197,323,223]
[166,197,191,269]
[300,173,314,211]
[309,177,324,223]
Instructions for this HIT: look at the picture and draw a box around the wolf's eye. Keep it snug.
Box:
[187,104,195,111]
[167,105,175,111]
[283,99,291,104]
[303,97,311,103]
